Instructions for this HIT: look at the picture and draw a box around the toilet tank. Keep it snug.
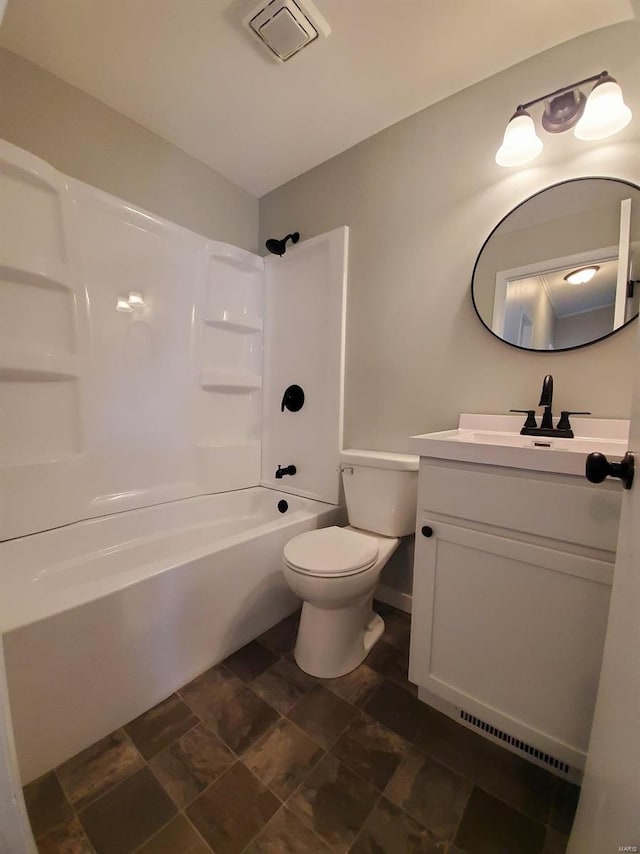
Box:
[340,449,419,537]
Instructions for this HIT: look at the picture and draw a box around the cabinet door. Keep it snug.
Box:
[409,520,613,769]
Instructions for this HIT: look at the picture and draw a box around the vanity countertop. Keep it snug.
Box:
[410,414,630,476]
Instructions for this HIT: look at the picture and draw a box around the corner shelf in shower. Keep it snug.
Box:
[196,439,261,452]
[199,369,262,392]
[0,262,73,291]
[207,244,264,274]
[0,350,82,381]
[204,310,262,334]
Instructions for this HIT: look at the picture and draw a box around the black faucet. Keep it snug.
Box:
[512,374,591,438]
[275,464,297,479]
[538,374,554,429]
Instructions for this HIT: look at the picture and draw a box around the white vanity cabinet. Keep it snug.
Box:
[409,456,622,774]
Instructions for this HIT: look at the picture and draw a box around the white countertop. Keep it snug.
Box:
[410,414,630,476]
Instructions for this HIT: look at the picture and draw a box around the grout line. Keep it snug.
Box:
[274,711,326,753]
[63,704,209,852]
[236,802,288,854]
[278,745,327,807]
[346,789,384,852]
[31,814,98,854]
[183,811,215,853]
[130,811,180,854]
[52,772,79,824]
[409,727,559,831]
[53,731,149,820]
[446,779,473,848]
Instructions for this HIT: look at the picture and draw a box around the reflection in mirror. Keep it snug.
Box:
[472,178,640,351]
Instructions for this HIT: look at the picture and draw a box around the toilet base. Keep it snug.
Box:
[294,595,385,678]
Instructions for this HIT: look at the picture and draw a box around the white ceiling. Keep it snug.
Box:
[541,258,618,317]
[0,0,634,197]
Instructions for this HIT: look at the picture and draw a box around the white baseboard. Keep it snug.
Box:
[375,584,412,614]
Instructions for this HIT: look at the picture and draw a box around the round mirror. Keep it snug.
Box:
[471,178,640,351]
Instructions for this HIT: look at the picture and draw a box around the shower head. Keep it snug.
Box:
[265,232,300,256]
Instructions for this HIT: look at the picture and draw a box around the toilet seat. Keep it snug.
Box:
[283,526,379,577]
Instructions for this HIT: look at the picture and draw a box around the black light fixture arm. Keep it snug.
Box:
[515,70,608,113]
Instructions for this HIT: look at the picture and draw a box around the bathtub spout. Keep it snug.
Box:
[275,464,297,478]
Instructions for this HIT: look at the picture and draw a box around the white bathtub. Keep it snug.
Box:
[0,487,342,783]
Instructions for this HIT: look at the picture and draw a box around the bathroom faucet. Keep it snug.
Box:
[512,374,591,438]
[275,464,297,479]
[538,374,554,429]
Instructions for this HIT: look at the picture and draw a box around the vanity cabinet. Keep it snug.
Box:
[409,457,622,774]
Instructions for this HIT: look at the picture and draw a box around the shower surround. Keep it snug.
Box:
[0,141,348,784]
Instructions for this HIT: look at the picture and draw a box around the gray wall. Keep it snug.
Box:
[556,305,615,350]
[0,48,258,251]
[260,20,640,453]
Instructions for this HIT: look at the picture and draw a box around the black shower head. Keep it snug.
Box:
[265,232,300,256]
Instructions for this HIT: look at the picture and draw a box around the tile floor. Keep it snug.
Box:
[23,603,579,853]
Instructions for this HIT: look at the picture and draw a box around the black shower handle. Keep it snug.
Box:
[281,384,305,413]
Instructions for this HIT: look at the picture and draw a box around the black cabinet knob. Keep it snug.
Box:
[421,526,433,538]
[586,451,634,490]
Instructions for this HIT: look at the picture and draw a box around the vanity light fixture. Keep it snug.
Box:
[564,265,600,285]
[496,71,632,167]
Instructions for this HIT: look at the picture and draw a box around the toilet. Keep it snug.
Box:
[282,450,418,678]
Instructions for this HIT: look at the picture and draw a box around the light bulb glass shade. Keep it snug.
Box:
[116,297,133,312]
[564,265,599,285]
[574,77,632,141]
[495,111,543,167]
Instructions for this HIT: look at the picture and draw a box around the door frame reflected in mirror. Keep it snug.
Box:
[471,177,640,352]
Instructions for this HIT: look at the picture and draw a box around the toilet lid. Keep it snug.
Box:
[284,526,379,576]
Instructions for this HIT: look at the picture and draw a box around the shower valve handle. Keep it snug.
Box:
[281,385,305,412]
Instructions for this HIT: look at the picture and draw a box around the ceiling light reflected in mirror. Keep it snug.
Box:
[564,266,600,285]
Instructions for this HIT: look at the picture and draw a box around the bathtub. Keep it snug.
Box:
[0,487,342,783]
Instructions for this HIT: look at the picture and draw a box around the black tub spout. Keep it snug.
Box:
[275,464,297,479]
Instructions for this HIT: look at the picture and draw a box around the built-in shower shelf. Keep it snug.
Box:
[0,261,72,291]
[197,440,261,452]
[2,451,83,469]
[204,311,262,333]
[0,350,81,381]
[199,369,262,392]
[208,245,264,274]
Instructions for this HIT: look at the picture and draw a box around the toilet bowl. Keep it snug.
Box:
[283,526,400,678]
[281,450,418,678]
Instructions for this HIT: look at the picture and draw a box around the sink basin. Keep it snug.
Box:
[410,414,630,476]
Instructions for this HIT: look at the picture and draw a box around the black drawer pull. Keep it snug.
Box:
[421,526,433,538]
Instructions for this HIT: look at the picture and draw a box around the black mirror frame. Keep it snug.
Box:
[471,176,640,353]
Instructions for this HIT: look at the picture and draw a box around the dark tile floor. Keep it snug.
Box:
[23,602,579,853]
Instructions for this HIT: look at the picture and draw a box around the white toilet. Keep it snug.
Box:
[282,450,418,678]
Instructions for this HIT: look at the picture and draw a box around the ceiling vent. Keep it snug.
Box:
[244,0,331,63]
